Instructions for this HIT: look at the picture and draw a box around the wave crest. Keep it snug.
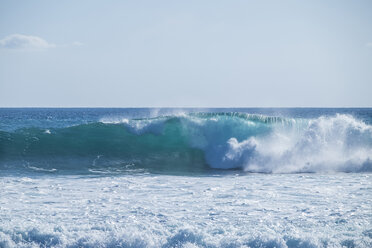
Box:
[222,114,372,173]
[1,113,371,174]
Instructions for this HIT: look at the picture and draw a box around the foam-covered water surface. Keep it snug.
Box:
[0,174,371,248]
[1,108,372,247]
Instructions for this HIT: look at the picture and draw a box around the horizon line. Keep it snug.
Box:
[0,106,371,109]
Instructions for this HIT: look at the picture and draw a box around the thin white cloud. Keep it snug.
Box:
[0,34,82,50]
[0,34,56,50]
[366,42,372,48]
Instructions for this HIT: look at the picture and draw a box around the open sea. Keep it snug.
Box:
[0,108,371,248]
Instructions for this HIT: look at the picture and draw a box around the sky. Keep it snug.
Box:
[0,0,371,107]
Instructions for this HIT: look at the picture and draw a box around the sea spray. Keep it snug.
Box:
[1,113,371,174]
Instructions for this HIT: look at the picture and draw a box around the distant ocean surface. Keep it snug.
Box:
[0,108,371,247]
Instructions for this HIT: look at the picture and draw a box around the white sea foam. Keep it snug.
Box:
[173,114,372,172]
[0,174,371,247]
[217,114,372,173]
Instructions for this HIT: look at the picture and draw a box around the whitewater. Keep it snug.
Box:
[0,108,371,247]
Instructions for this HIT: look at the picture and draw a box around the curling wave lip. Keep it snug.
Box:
[1,113,371,174]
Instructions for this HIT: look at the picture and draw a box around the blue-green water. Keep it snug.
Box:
[1,108,371,175]
[0,108,371,247]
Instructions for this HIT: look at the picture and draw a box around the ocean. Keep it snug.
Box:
[0,108,371,247]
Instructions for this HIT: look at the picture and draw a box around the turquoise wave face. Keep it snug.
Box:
[1,113,372,174]
[0,120,208,174]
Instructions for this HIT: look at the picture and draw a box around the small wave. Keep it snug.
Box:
[27,166,57,172]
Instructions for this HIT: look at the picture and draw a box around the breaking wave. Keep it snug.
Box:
[1,113,371,174]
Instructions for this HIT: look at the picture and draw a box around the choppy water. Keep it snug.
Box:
[0,108,371,247]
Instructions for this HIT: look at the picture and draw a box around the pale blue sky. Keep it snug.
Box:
[0,0,371,107]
